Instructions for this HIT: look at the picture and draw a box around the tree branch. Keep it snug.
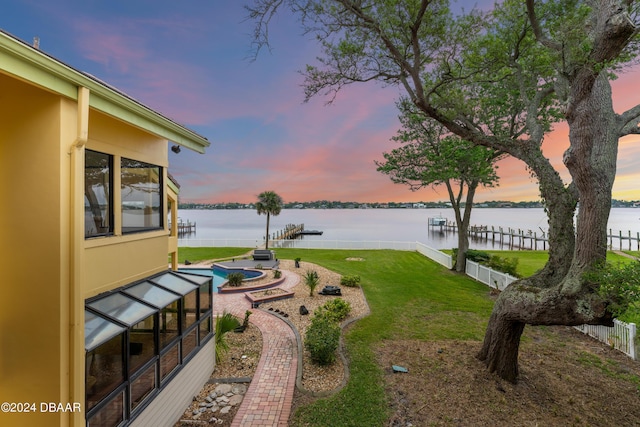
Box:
[618,103,640,136]
[526,0,562,51]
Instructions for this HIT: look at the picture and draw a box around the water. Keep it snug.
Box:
[176,208,640,250]
[179,266,262,287]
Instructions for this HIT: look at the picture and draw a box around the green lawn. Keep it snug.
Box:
[182,246,637,425]
[444,249,635,278]
[271,249,494,427]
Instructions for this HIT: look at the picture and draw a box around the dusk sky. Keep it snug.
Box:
[4,1,640,204]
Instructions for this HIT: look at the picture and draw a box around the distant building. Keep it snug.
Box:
[0,30,212,426]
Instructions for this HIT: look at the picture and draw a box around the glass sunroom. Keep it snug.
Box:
[84,271,213,426]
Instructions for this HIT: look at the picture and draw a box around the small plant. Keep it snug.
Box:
[304,270,320,297]
[340,274,361,287]
[215,311,240,362]
[227,272,245,287]
[255,263,264,270]
[314,298,351,322]
[235,310,252,333]
[295,257,301,268]
[273,269,282,279]
[305,315,341,365]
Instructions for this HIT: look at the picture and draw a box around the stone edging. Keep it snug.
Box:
[218,275,286,294]
[245,288,295,308]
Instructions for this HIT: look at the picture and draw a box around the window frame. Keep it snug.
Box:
[85,149,114,238]
[120,157,163,234]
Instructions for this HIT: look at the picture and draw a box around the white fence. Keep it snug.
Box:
[178,238,262,248]
[465,260,519,291]
[178,239,637,360]
[574,321,637,360]
[180,238,424,251]
[416,242,452,269]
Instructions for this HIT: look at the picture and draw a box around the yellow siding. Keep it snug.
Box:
[84,234,169,298]
[82,109,171,298]
[0,73,67,425]
[88,109,168,168]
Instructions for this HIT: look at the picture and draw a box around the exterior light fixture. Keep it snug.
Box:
[171,145,181,154]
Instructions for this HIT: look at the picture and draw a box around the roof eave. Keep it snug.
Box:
[0,30,209,153]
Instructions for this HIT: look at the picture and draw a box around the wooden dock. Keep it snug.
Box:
[272,223,305,241]
[174,219,196,235]
[608,229,640,251]
[271,223,324,241]
[429,219,640,251]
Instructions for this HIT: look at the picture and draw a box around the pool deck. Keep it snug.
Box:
[216,259,280,269]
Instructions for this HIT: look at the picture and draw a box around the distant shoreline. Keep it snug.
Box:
[179,200,639,210]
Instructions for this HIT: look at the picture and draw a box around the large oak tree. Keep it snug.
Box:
[247,0,640,382]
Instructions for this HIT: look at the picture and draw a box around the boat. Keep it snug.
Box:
[299,229,323,235]
[428,217,447,226]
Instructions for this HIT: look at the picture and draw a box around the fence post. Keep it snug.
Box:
[630,323,637,360]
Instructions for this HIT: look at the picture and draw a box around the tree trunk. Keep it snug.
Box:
[478,72,621,383]
[455,182,478,272]
[476,184,574,382]
[564,73,617,274]
[476,310,525,383]
[455,229,469,273]
[265,213,271,249]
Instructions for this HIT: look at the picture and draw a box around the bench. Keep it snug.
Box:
[252,249,275,261]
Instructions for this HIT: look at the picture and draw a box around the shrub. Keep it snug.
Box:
[305,315,341,365]
[273,269,282,279]
[583,260,640,318]
[314,298,351,322]
[215,311,240,362]
[304,270,320,297]
[465,249,491,263]
[340,274,361,287]
[227,272,244,287]
[487,255,520,277]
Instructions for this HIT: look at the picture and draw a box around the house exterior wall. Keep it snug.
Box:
[0,31,210,427]
[168,183,179,270]
[0,72,72,426]
[82,109,171,298]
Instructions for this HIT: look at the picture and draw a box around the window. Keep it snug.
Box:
[85,271,213,425]
[84,310,125,411]
[121,158,162,233]
[123,282,180,349]
[160,343,180,381]
[87,390,124,427]
[85,150,113,238]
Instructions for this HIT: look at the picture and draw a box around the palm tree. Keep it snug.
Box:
[255,191,283,249]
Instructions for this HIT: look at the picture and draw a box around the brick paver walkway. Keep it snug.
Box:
[213,271,300,427]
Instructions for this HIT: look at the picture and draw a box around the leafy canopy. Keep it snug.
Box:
[256,190,283,216]
[377,99,502,191]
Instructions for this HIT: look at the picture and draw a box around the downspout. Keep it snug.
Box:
[69,86,89,426]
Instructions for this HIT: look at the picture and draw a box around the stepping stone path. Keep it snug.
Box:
[181,383,247,424]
